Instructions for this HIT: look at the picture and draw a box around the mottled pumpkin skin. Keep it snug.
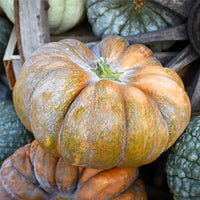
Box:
[86,0,184,51]
[0,140,147,200]
[13,35,191,169]
[166,116,200,200]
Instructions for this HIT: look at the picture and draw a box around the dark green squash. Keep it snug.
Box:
[86,0,185,51]
[166,115,200,200]
[0,74,12,100]
[0,100,34,166]
[0,16,12,73]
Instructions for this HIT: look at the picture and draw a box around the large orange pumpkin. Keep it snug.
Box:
[13,35,191,169]
[0,140,147,200]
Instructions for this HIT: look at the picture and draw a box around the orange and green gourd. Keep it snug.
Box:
[0,140,147,200]
[13,35,191,169]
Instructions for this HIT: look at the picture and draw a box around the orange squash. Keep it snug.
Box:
[13,35,191,169]
[0,140,147,200]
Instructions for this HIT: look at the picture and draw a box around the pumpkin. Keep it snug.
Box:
[0,140,147,200]
[0,16,12,73]
[13,35,191,169]
[166,115,200,200]
[0,0,86,35]
[0,99,34,166]
[86,0,184,51]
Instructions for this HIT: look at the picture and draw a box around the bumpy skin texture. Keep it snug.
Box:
[0,0,85,35]
[0,75,12,100]
[13,35,191,169]
[166,116,200,200]
[0,140,147,200]
[86,0,183,51]
[0,100,34,166]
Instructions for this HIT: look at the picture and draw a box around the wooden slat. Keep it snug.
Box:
[145,0,194,17]
[124,24,188,44]
[14,0,50,62]
[190,68,200,113]
[165,45,199,71]
[3,27,19,89]
[51,21,98,43]
[12,58,22,80]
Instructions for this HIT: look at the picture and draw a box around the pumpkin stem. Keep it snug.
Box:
[133,0,145,11]
[92,57,123,82]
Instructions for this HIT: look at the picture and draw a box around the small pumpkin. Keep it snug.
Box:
[13,35,191,169]
[0,99,34,166]
[0,0,86,35]
[166,115,200,200]
[86,0,184,51]
[0,140,147,200]
[0,16,12,73]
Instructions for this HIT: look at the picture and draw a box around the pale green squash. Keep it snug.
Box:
[0,0,86,35]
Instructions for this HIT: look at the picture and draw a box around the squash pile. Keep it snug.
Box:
[0,1,194,199]
[166,116,200,200]
[0,140,147,200]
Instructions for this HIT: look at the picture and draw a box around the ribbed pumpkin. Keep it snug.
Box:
[0,0,86,35]
[0,16,12,73]
[13,35,191,169]
[86,0,184,51]
[0,140,147,200]
[0,100,34,166]
[166,116,200,200]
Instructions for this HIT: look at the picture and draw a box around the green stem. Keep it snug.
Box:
[92,58,123,82]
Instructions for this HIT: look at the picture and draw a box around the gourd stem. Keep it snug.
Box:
[92,58,123,82]
[97,61,107,77]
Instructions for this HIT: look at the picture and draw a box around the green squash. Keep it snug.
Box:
[86,0,184,51]
[0,0,86,35]
[0,74,12,100]
[166,115,200,200]
[0,16,12,73]
[0,100,34,166]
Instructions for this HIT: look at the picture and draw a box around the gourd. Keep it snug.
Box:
[13,35,191,170]
[0,16,12,73]
[0,99,34,166]
[0,140,147,200]
[86,0,184,51]
[0,0,86,35]
[166,115,200,200]
[0,74,12,100]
